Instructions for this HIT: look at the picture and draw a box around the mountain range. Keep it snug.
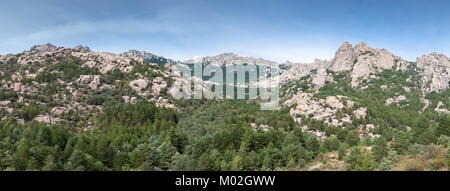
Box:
[0,42,448,171]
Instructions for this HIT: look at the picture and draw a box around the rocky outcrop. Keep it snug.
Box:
[0,101,11,106]
[76,75,102,90]
[72,52,137,74]
[185,53,278,66]
[326,96,345,109]
[15,46,72,65]
[122,96,138,104]
[29,43,57,53]
[417,53,450,93]
[34,114,63,125]
[121,50,179,66]
[285,93,354,127]
[435,101,450,115]
[121,50,158,59]
[73,45,91,52]
[311,67,333,87]
[51,107,68,115]
[151,77,167,95]
[329,42,409,87]
[385,96,407,106]
[420,98,431,113]
[13,83,22,92]
[280,59,332,87]
[279,42,410,89]
[129,79,148,92]
[250,123,273,132]
[329,42,355,72]
[353,108,367,119]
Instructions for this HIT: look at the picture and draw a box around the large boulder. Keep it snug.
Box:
[326,96,344,109]
[353,107,367,119]
[129,79,148,92]
[76,75,102,90]
[13,83,22,92]
[34,114,63,125]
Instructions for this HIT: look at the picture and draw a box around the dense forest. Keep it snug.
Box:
[0,100,448,171]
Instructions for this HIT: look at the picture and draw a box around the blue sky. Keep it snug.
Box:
[1,0,449,62]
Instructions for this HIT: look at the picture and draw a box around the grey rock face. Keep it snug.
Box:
[73,45,91,52]
[120,50,178,65]
[329,42,356,72]
[280,42,410,88]
[33,114,63,125]
[121,50,160,60]
[29,43,57,53]
[280,59,332,86]
[329,42,409,87]
[417,53,450,93]
[129,79,148,92]
[76,75,102,90]
[72,51,136,74]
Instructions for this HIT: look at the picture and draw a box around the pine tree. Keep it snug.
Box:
[262,154,273,171]
[14,138,29,171]
[286,155,296,169]
[391,131,411,154]
[372,137,388,162]
[324,135,341,152]
[355,152,376,171]
[42,155,56,171]
[338,143,348,160]
[346,131,360,146]
[305,135,320,155]
[437,115,450,137]
[231,155,244,171]
[238,131,250,168]
[344,146,361,170]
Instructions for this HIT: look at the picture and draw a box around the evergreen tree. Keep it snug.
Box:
[344,146,361,170]
[437,115,450,137]
[305,135,320,156]
[324,135,341,152]
[14,138,29,171]
[355,152,376,171]
[338,143,348,160]
[231,155,244,171]
[346,131,360,146]
[372,137,388,162]
[391,131,411,154]
[42,155,56,171]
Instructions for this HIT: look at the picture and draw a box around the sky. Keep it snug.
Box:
[1,0,450,63]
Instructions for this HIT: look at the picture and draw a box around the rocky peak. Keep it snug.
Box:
[417,52,450,93]
[121,50,159,60]
[29,43,57,53]
[185,52,278,66]
[329,42,356,72]
[120,50,178,66]
[73,45,91,53]
[329,42,409,87]
[354,42,371,51]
